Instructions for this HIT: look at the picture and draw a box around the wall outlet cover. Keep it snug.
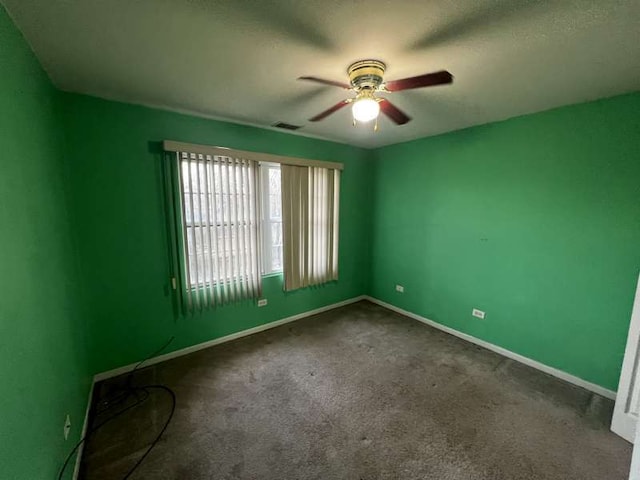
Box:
[63,414,71,440]
[257,299,268,307]
[472,308,486,319]
[395,285,404,293]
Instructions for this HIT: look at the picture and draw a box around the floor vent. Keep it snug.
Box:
[272,122,302,131]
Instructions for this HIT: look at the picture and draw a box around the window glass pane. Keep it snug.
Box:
[262,165,283,274]
[271,221,282,247]
[272,246,283,272]
[268,167,282,220]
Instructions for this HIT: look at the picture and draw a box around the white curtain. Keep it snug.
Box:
[178,152,262,310]
[281,165,340,291]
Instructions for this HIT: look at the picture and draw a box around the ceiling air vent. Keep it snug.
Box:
[272,122,302,131]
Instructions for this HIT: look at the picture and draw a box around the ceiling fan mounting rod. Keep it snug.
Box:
[348,59,386,91]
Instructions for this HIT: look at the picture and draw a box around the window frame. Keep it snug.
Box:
[163,144,342,314]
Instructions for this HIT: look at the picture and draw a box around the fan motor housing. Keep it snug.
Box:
[348,60,386,90]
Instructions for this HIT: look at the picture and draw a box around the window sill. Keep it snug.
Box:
[262,271,283,279]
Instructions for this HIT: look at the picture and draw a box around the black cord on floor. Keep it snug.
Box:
[56,338,177,480]
[56,387,151,479]
[121,385,176,480]
[94,336,175,416]
[128,337,176,380]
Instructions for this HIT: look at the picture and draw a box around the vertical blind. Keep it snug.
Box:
[281,165,340,291]
[178,151,262,310]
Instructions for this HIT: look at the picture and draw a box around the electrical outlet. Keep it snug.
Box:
[63,414,71,440]
[472,308,485,320]
[257,299,268,307]
[395,284,404,293]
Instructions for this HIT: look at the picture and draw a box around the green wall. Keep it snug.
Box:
[61,94,372,374]
[0,6,90,479]
[370,92,640,391]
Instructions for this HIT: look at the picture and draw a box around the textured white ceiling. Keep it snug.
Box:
[4,0,640,148]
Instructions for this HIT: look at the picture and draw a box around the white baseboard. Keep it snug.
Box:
[93,295,366,382]
[364,296,617,400]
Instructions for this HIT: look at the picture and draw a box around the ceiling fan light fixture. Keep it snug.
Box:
[352,96,380,123]
[299,59,451,127]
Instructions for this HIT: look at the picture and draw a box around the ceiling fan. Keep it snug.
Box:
[298,60,453,129]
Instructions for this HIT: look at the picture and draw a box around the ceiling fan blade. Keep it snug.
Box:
[298,76,351,89]
[309,99,351,122]
[385,70,453,92]
[379,99,411,125]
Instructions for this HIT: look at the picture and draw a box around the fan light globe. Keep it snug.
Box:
[352,98,380,122]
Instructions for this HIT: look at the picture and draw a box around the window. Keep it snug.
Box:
[260,164,283,274]
[178,152,262,307]
[164,140,343,311]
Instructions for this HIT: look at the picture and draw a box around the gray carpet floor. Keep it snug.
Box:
[80,301,632,479]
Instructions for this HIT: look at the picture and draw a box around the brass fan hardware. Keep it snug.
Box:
[347,59,386,90]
